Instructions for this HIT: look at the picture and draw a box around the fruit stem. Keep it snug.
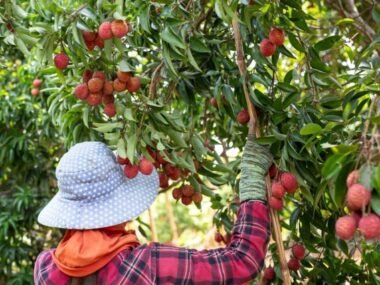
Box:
[232,13,291,285]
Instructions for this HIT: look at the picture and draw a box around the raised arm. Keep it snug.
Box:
[148,135,273,284]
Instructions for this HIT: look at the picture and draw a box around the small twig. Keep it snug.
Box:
[148,62,164,99]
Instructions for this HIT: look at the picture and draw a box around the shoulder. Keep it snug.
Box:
[35,249,55,269]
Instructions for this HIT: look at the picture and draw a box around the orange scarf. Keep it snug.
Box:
[52,225,139,277]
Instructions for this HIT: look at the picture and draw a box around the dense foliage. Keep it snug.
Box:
[1,0,380,284]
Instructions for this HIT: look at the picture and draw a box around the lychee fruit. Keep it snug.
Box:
[126,77,141,92]
[269,196,283,210]
[88,78,104,93]
[103,80,114,96]
[74,83,89,100]
[85,41,96,51]
[82,70,93,83]
[172,187,183,200]
[124,164,139,179]
[117,156,130,165]
[260,39,276,57]
[82,31,97,42]
[269,28,285,46]
[156,152,166,164]
[98,21,113,40]
[111,20,129,38]
[159,172,169,188]
[113,79,127,92]
[139,158,154,175]
[192,192,203,203]
[346,170,360,188]
[292,244,305,260]
[271,182,285,199]
[237,109,250,124]
[287,258,300,271]
[117,71,131,83]
[214,232,224,243]
[358,214,380,240]
[102,94,115,105]
[31,88,39,96]
[280,172,298,193]
[33,79,42,88]
[210,97,218,108]
[335,215,357,240]
[268,164,278,178]
[86,93,102,106]
[104,103,116,117]
[181,195,193,206]
[95,36,104,48]
[54,52,69,70]
[263,267,275,281]
[346,183,371,211]
[92,71,106,81]
[182,185,195,197]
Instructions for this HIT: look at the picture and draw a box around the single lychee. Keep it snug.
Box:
[181,195,193,206]
[124,164,139,179]
[113,79,127,92]
[172,187,183,200]
[139,158,154,175]
[182,185,195,197]
[31,88,39,96]
[263,267,275,281]
[287,258,300,271]
[269,28,285,46]
[117,71,131,83]
[292,244,305,260]
[237,109,250,124]
[74,83,89,100]
[117,156,130,165]
[346,170,360,188]
[346,184,371,211]
[260,39,276,57]
[214,232,224,243]
[111,20,129,38]
[98,21,113,40]
[159,172,169,188]
[156,152,166,164]
[104,103,116,117]
[82,31,97,42]
[168,168,181,180]
[280,172,298,193]
[85,41,96,51]
[192,192,203,203]
[210,97,218,108]
[268,164,278,178]
[82,70,93,83]
[88,78,104,93]
[335,215,357,240]
[126,77,141,92]
[103,80,114,96]
[271,182,286,199]
[95,36,104,48]
[54,52,69,70]
[102,94,115,105]
[33,79,42,88]
[146,147,157,161]
[92,71,106,81]
[269,196,283,210]
[86,93,102,106]
[358,214,380,240]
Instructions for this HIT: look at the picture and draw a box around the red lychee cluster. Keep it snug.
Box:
[262,266,275,282]
[268,165,298,211]
[31,78,43,96]
[260,27,285,57]
[237,108,250,125]
[82,20,129,51]
[73,69,141,117]
[172,185,203,206]
[117,155,154,179]
[54,52,69,70]
[214,231,232,245]
[287,243,305,272]
[335,170,380,241]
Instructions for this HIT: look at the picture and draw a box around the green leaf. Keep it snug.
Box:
[140,5,151,33]
[187,48,202,72]
[166,129,187,148]
[190,37,210,53]
[117,138,127,158]
[288,33,305,52]
[126,133,137,163]
[372,8,380,23]
[371,194,380,215]
[161,27,186,50]
[300,123,323,135]
[314,36,341,51]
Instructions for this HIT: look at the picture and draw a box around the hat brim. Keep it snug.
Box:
[38,169,159,229]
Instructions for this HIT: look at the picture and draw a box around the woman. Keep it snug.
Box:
[34,128,272,284]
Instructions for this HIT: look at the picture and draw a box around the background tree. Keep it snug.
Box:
[1,0,380,284]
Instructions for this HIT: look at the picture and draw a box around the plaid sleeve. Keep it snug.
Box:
[150,200,270,284]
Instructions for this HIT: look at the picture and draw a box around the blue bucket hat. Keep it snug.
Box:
[37,141,159,229]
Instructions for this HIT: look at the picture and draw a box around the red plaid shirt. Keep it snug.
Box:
[34,200,269,284]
